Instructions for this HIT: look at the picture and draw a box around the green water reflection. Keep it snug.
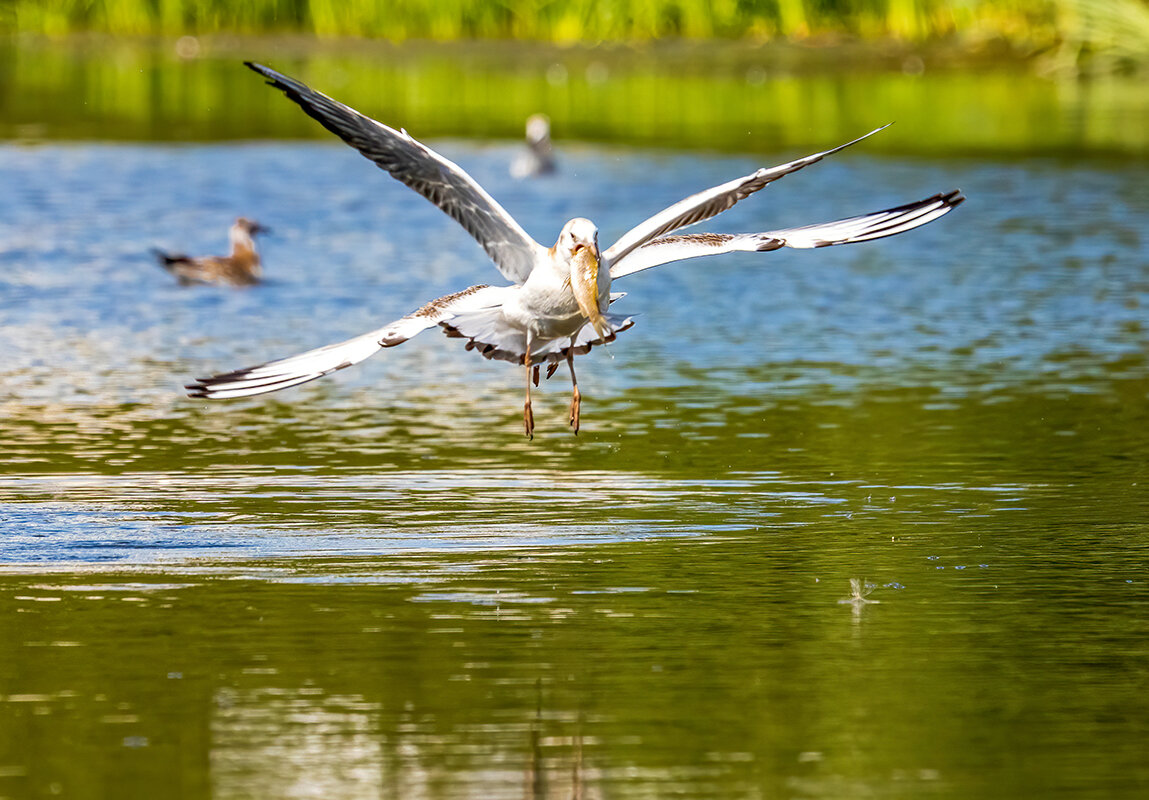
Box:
[2,370,1148,797]
[2,532,1146,799]
[4,36,1149,156]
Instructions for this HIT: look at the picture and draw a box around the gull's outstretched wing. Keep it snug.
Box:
[610,191,964,279]
[187,284,512,399]
[246,62,547,284]
[603,125,891,269]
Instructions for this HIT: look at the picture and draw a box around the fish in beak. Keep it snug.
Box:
[570,242,610,340]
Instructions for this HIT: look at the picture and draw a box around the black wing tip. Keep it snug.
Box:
[184,370,247,398]
[927,189,965,212]
[244,60,335,127]
[184,365,322,399]
[245,61,293,91]
[186,372,227,389]
[244,61,275,83]
[806,189,965,248]
[894,189,965,215]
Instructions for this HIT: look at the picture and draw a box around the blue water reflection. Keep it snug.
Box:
[2,143,1145,408]
[1,140,1148,567]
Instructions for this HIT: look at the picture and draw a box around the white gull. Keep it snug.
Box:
[188,62,964,438]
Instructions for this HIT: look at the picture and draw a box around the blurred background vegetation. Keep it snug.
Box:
[2,1,1148,153]
[1,1,1148,74]
[0,0,1053,40]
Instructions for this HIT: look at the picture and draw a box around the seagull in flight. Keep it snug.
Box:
[188,62,963,438]
[154,217,270,286]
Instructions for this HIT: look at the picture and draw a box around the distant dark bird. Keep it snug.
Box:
[510,114,557,179]
[188,62,963,439]
[153,217,269,286]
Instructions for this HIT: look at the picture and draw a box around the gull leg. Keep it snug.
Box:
[567,345,581,435]
[523,336,535,439]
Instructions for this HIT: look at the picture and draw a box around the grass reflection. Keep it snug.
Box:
[4,37,1149,156]
[2,531,1148,799]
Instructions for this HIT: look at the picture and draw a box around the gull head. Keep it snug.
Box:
[558,218,610,339]
[556,217,599,264]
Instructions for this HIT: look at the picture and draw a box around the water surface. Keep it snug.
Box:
[1,125,1147,797]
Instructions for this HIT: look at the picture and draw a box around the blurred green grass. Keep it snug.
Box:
[0,0,1059,42]
[7,2,1149,74]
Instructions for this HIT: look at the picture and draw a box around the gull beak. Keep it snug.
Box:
[570,242,608,339]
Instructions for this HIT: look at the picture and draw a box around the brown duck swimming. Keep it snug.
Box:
[154,217,269,286]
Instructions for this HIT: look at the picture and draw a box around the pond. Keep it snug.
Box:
[1,39,1148,799]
